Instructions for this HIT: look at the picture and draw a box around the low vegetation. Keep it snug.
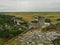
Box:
[0,12,60,45]
[0,14,29,43]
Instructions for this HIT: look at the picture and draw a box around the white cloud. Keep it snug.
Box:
[0,0,60,12]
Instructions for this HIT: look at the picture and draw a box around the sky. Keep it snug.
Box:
[0,0,60,12]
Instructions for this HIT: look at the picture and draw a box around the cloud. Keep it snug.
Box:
[0,0,60,12]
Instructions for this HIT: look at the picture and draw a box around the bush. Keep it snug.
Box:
[0,14,28,42]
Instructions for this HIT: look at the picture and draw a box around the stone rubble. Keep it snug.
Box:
[5,30,60,45]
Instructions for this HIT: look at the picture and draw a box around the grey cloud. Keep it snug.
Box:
[0,0,60,12]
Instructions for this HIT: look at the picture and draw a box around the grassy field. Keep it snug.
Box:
[0,12,60,23]
[0,38,4,45]
[0,12,60,45]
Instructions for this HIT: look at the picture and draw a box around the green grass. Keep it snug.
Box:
[0,12,60,22]
[0,38,4,45]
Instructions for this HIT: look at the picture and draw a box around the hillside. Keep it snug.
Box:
[0,12,60,45]
[0,14,28,45]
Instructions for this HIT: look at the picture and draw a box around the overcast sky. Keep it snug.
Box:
[0,0,60,12]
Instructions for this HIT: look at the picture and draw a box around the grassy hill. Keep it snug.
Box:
[0,14,28,44]
[0,12,60,45]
